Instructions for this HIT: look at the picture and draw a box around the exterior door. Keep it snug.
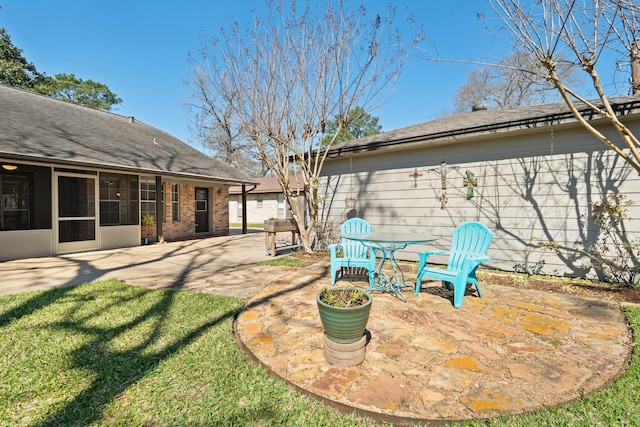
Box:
[195,187,209,233]
[55,172,98,253]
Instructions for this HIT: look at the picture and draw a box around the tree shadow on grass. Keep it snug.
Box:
[0,286,76,329]
[34,262,333,426]
[0,236,332,425]
[30,283,240,425]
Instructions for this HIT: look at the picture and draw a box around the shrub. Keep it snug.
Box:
[309,219,342,251]
[319,287,368,307]
[576,193,640,286]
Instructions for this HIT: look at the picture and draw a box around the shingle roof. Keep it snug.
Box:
[228,175,306,195]
[0,85,255,185]
[327,96,640,157]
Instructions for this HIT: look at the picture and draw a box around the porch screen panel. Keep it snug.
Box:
[1,174,29,230]
[0,164,51,230]
[58,176,94,217]
[58,220,96,243]
[58,176,96,242]
[100,175,120,225]
[99,173,138,226]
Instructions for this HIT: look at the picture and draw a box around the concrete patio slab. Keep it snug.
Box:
[0,230,274,297]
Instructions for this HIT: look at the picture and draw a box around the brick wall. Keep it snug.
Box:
[160,183,193,241]
[148,182,229,241]
[211,186,229,235]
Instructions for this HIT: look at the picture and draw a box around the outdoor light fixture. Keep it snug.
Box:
[1,164,18,171]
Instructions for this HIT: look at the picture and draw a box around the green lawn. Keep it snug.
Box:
[229,222,264,228]
[1,280,638,426]
[0,280,375,426]
[258,255,311,267]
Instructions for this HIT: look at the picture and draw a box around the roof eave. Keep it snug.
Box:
[0,153,257,186]
[327,98,640,157]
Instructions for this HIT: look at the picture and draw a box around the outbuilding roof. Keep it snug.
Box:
[0,84,254,185]
[327,96,640,157]
[228,175,306,195]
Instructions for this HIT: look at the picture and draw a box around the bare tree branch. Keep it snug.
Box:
[488,0,640,175]
[187,0,423,250]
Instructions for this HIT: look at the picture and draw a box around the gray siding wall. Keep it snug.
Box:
[319,119,640,280]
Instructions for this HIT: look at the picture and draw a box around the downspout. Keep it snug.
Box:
[242,183,258,234]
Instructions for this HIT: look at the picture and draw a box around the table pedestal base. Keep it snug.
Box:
[365,245,409,302]
[340,232,436,303]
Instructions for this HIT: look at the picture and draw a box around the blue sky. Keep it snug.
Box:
[3,1,507,149]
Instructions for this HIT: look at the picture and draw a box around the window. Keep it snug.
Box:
[172,184,179,222]
[257,194,263,208]
[196,198,207,211]
[99,176,120,225]
[277,193,285,218]
[237,195,243,219]
[99,173,138,226]
[140,179,156,221]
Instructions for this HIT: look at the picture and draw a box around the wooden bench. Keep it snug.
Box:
[264,219,300,256]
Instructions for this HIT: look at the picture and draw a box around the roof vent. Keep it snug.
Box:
[129,116,135,123]
[472,103,488,112]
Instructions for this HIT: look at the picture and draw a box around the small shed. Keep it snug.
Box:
[228,175,307,224]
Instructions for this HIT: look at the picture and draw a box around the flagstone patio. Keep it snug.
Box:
[234,260,634,424]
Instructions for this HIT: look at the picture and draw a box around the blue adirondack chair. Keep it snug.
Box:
[329,218,376,286]
[414,222,493,308]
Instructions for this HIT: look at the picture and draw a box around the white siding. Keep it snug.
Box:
[229,193,283,223]
[320,120,640,280]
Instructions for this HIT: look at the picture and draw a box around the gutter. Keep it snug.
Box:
[327,98,640,158]
[0,153,258,186]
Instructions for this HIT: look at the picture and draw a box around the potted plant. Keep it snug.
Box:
[316,287,372,366]
[344,196,357,209]
[141,213,155,244]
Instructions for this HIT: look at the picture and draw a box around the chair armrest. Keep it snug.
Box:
[328,243,342,257]
[417,250,448,271]
[421,250,448,256]
[460,255,491,275]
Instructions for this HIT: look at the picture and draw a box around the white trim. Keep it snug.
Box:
[54,170,99,254]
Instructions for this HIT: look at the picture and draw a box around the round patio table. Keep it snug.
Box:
[341,231,437,302]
